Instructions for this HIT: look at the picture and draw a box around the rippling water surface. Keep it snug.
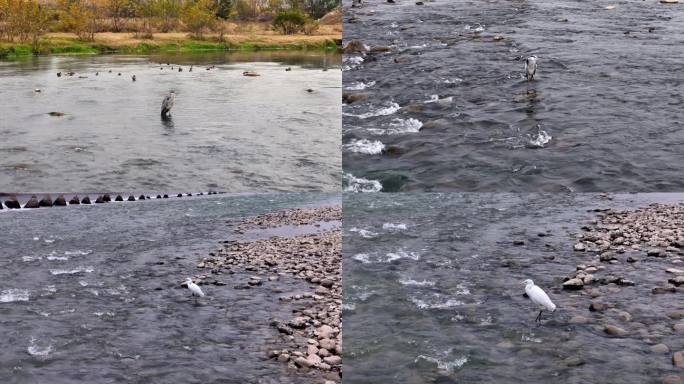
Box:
[0,193,338,383]
[342,0,684,192]
[344,193,684,383]
[0,51,341,192]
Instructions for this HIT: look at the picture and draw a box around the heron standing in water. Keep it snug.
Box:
[523,279,556,324]
[161,91,175,119]
[525,55,538,81]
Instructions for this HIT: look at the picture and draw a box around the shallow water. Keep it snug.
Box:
[342,0,684,192]
[344,193,684,383]
[0,51,341,192]
[0,192,339,383]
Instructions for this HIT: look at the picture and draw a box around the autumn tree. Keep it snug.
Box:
[181,0,216,39]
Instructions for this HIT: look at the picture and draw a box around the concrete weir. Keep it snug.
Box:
[0,192,224,210]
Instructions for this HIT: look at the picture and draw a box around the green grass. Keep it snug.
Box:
[0,37,340,59]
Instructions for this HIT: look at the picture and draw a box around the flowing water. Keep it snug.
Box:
[342,0,684,192]
[0,51,341,193]
[344,193,684,383]
[0,192,339,383]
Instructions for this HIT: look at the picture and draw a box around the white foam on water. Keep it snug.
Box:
[411,296,463,309]
[343,173,383,193]
[44,239,55,244]
[349,227,379,238]
[368,118,423,135]
[22,255,41,262]
[344,81,376,91]
[354,102,401,119]
[49,266,94,275]
[47,255,69,261]
[64,250,92,256]
[352,253,372,263]
[343,139,385,155]
[399,278,435,287]
[424,95,454,104]
[342,303,356,311]
[415,354,468,373]
[383,222,407,230]
[521,334,542,343]
[0,289,29,303]
[343,55,365,71]
[527,129,552,148]
[32,237,39,241]
[43,285,56,293]
[27,337,53,358]
[384,250,420,262]
[78,280,88,287]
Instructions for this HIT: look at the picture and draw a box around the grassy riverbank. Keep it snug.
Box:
[0,29,341,59]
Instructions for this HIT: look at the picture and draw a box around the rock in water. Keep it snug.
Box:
[69,196,81,205]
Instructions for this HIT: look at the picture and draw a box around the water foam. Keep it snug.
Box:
[344,139,385,155]
[343,173,383,193]
[0,289,29,303]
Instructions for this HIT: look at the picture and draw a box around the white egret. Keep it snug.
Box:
[523,279,556,324]
[525,55,538,81]
[185,277,204,303]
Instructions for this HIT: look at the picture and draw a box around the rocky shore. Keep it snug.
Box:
[192,206,342,383]
[559,202,684,383]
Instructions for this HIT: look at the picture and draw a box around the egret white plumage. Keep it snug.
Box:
[525,55,538,81]
[185,277,204,303]
[161,91,175,118]
[523,279,556,324]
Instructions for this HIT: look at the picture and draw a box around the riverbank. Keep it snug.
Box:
[0,29,341,59]
[193,206,342,383]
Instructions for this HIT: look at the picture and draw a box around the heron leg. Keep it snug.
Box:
[535,310,543,324]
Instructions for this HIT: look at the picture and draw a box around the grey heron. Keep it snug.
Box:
[525,55,537,81]
[523,279,556,324]
[161,91,176,118]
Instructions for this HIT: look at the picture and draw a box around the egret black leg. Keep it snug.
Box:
[535,310,543,323]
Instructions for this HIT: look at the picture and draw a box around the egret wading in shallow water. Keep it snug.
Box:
[523,279,556,324]
[525,55,538,81]
[185,278,204,303]
[161,91,175,119]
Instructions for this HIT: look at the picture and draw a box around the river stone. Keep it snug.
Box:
[293,356,311,368]
[323,355,341,365]
[574,243,586,251]
[38,196,53,207]
[674,352,684,368]
[666,268,684,275]
[319,338,336,351]
[320,279,334,288]
[81,196,91,204]
[562,356,584,367]
[673,323,684,332]
[669,276,684,286]
[306,353,322,367]
[590,302,607,312]
[651,344,670,353]
[69,196,80,205]
[648,248,664,257]
[127,196,135,201]
[4,198,21,209]
[563,278,584,290]
[316,325,334,339]
[277,353,289,363]
[617,311,632,322]
[288,317,308,329]
[604,324,627,336]
[663,375,684,384]
[569,315,589,324]
[343,40,369,54]
[95,196,105,204]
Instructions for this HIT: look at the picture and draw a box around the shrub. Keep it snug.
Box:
[272,10,308,35]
